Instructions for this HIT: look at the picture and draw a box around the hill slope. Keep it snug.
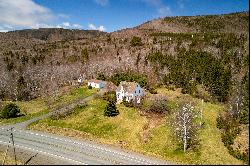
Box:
[0,11,248,101]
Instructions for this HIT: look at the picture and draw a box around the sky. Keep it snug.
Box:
[0,0,248,33]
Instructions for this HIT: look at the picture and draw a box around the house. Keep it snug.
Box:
[116,81,144,103]
[88,79,107,89]
[77,75,85,84]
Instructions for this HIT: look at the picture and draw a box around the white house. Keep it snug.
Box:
[88,79,106,89]
[77,75,85,84]
[116,81,144,103]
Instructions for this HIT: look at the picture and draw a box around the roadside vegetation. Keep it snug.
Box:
[0,86,96,125]
[29,87,244,165]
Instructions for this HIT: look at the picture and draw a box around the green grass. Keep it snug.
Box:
[45,86,97,109]
[30,88,245,165]
[31,98,148,149]
[0,86,97,125]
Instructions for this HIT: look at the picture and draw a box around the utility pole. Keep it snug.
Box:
[10,128,17,165]
[2,127,17,165]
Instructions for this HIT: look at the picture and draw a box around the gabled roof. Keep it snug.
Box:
[117,81,139,94]
[88,79,105,84]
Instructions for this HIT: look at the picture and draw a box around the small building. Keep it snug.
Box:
[77,76,84,84]
[116,81,144,103]
[88,79,106,89]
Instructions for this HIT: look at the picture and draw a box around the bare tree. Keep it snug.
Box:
[172,102,198,153]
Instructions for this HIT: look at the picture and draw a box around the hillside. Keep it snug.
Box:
[0,11,248,101]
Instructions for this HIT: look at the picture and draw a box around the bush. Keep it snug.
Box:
[130,36,143,46]
[149,88,157,94]
[104,101,119,117]
[103,91,117,103]
[122,100,134,108]
[88,85,92,89]
[239,110,249,124]
[216,114,224,129]
[1,103,20,119]
[149,97,169,114]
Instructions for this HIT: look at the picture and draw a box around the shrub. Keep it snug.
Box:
[88,85,92,89]
[103,91,116,103]
[104,101,119,117]
[148,96,169,114]
[216,114,224,129]
[149,88,157,94]
[1,103,20,119]
[130,36,143,46]
[122,100,134,108]
[239,110,249,124]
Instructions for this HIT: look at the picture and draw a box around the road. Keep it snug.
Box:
[0,128,171,165]
[0,90,172,165]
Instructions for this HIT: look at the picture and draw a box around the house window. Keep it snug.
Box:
[139,90,140,93]
[135,91,136,93]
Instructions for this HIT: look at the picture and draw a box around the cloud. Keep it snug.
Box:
[0,0,83,31]
[0,0,54,27]
[94,0,108,6]
[142,0,172,16]
[62,22,70,27]
[31,22,83,29]
[88,23,106,31]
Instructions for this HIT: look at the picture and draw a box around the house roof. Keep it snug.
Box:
[117,81,138,94]
[88,79,105,84]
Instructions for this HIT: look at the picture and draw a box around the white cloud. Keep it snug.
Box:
[72,24,82,28]
[30,22,83,29]
[0,30,8,33]
[94,0,108,6]
[62,22,70,27]
[0,0,54,27]
[0,0,83,32]
[88,23,106,31]
[142,0,172,16]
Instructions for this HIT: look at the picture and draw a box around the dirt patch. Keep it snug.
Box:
[232,124,249,154]
[139,111,166,143]
[31,123,90,140]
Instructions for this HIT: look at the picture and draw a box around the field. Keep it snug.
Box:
[29,87,244,165]
[0,86,96,125]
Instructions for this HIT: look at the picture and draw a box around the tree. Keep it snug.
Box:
[172,102,198,152]
[97,73,107,81]
[130,36,143,46]
[104,101,119,117]
[1,103,20,119]
[80,48,89,63]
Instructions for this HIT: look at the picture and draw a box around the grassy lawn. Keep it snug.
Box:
[0,86,96,125]
[29,87,245,165]
[30,98,148,150]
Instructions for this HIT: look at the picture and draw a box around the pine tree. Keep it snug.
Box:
[104,101,119,117]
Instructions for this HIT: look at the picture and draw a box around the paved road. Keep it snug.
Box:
[0,128,171,165]
[0,89,172,165]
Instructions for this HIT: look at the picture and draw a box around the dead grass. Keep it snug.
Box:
[30,88,245,165]
[0,85,96,125]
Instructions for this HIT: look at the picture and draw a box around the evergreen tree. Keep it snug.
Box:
[104,101,119,117]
